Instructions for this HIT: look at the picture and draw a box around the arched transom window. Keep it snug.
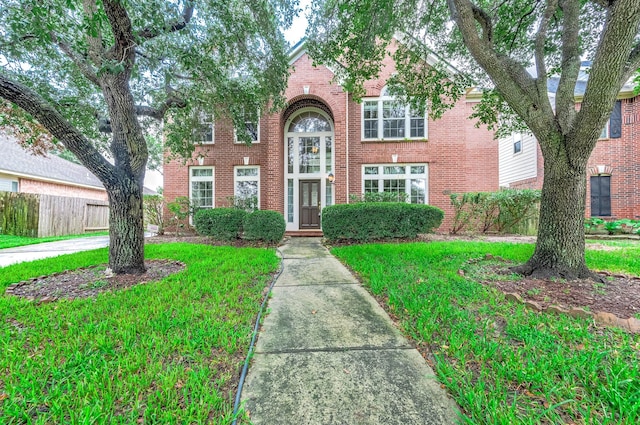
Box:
[288,111,332,133]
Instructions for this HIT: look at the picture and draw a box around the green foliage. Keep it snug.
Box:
[167,196,196,236]
[143,194,165,235]
[585,218,640,235]
[349,192,409,203]
[333,241,640,423]
[450,189,541,235]
[0,243,279,424]
[322,203,444,242]
[193,208,247,241]
[224,195,259,212]
[242,210,286,243]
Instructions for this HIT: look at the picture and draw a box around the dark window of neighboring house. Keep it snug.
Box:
[513,139,522,154]
[590,175,611,217]
[609,100,622,138]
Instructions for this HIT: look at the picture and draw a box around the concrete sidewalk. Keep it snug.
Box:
[242,237,459,424]
[0,236,109,268]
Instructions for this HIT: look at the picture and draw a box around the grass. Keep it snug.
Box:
[0,243,279,424]
[332,241,640,425]
[0,231,109,249]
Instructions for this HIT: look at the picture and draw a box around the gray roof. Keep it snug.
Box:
[0,133,105,189]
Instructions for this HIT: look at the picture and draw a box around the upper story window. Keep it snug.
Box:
[235,110,260,144]
[194,113,214,144]
[362,87,428,141]
[513,136,522,154]
[288,111,332,133]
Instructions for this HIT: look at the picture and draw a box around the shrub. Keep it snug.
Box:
[143,194,165,235]
[194,208,247,241]
[349,192,409,203]
[243,210,286,243]
[322,203,444,242]
[450,189,541,235]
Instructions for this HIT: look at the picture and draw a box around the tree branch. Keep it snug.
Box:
[447,0,555,139]
[50,33,100,86]
[622,41,640,84]
[575,0,640,145]
[82,0,106,66]
[135,95,187,120]
[533,0,557,99]
[0,72,116,184]
[554,0,581,134]
[137,2,195,40]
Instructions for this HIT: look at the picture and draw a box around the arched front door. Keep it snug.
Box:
[284,108,334,231]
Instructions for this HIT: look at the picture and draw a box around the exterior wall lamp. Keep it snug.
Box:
[327,172,335,184]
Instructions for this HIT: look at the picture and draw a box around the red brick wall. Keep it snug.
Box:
[163,49,500,232]
[19,179,107,201]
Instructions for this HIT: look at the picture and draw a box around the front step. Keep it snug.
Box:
[285,230,324,237]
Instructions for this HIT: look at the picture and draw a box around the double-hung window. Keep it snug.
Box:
[235,110,260,144]
[362,88,428,140]
[362,164,428,204]
[195,113,214,144]
[190,167,214,209]
[234,166,260,209]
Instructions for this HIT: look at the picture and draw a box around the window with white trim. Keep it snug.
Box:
[362,164,428,204]
[234,110,260,144]
[189,167,214,209]
[234,166,260,208]
[513,136,522,154]
[599,121,609,139]
[194,113,214,144]
[362,88,427,140]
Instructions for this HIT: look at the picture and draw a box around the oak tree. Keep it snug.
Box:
[308,0,640,279]
[0,0,295,273]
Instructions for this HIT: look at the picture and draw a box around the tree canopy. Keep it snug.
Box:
[308,0,640,279]
[0,0,297,273]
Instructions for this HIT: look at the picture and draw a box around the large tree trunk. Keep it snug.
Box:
[513,146,596,280]
[106,176,146,274]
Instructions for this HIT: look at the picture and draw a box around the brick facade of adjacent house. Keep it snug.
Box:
[164,45,499,232]
[19,179,108,201]
[504,96,640,220]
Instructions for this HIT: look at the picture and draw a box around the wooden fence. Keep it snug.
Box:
[0,191,109,237]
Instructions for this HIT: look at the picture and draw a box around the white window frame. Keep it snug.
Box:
[234,111,260,144]
[361,89,428,141]
[195,113,214,144]
[361,164,429,204]
[189,166,215,211]
[513,136,522,154]
[234,166,260,208]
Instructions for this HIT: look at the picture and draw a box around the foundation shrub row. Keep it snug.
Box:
[322,203,444,242]
[194,208,286,243]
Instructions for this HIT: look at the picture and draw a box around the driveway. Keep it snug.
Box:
[0,236,110,268]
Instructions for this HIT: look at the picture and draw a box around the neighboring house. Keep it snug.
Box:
[1,133,108,201]
[499,63,640,220]
[163,40,500,233]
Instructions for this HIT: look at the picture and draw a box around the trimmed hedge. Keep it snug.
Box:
[243,210,286,243]
[322,203,444,242]
[194,208,247,241]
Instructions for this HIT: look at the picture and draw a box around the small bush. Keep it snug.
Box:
[243,210,286,243]
[322,203,444,242]
[194,208,247,240]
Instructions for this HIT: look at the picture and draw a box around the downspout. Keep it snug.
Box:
[345,91,349,202]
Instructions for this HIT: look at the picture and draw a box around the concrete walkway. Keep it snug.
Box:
[242,237,459,424]
[0,236,110,267]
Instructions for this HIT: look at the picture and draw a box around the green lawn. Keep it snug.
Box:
[332,241,640,425]
[0,243,278,424]
[0,231,109,249]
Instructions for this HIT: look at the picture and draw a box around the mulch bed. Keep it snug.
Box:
[6,260,185,301]
[467,259,640,320]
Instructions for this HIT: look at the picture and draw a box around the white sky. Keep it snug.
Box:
[284,0,310,45]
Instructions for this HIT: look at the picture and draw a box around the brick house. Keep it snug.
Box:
[163,41,499,233]
[0,133,108,201]
[499,64,640,220]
